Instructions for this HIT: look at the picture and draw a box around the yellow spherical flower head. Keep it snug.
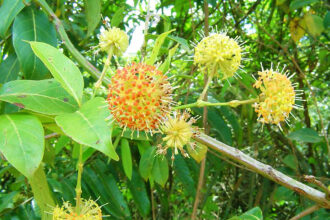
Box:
[253,67,296,128]
[194,33,242,79]
[99,27,129,56]
[158,111,200,160]
[52,199,102,220]
[107,63,173,133]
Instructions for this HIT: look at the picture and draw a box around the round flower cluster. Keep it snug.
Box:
[99,27,129,56]
[52,199,102,220]
[158,111,199,160]
[253,68,296,126]
[194,33,242,79]
[107,63,173,133]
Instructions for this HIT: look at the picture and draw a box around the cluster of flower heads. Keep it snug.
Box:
[194,32,243,79]
[52,199,102,220]
[107,62,174,133]
[102,27,299,158]
[253,66,297,128]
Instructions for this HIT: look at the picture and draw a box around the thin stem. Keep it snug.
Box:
[151,187,156,220]
[95,49,113,89]
[198,74,213,101]
[175,98,258,110]
[75,144,84,214]
[290,205,320,220]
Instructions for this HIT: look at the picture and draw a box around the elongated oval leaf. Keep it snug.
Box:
[13,7,57,79]
[111,6,126,27]
[0,79,79,115]
[290,0,319,11]
[0,54,20,84]
[0,0,26,38]
[146,29,175,65]
[151,155,169,186]
[121,138,132,180]
[55,97,118,160]
[84,0,101,36]
[30,42,84,106]
[287,128,322,143]
[0,114,44,178]
[127,168,151,217]
[139,147,156,180]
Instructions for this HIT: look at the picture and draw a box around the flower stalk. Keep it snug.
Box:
[75,144,84,214]
[174,98,258,110]
[95,49,113,89]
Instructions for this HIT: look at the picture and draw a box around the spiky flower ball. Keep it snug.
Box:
[107,63,173,133]
[52,199,102,220]
[253,68,296,127]
[194,33,242,79]
[99,27,129,56]
[158,111,199,160]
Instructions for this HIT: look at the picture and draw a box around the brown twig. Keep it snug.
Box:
[303,175,330,197]
[289,205,320,220]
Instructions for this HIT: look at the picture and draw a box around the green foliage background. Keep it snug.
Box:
[0,0,329,219]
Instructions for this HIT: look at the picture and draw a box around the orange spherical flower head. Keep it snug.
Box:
[158,111,200,161]
[52,199,102,220]
[194,32,243,79]
[253,67,297,129]
[107,63,173,133]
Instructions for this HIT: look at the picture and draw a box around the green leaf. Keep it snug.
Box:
[159,44,179,73]
[127,168,151,217]
[13,7,57,79]
[84,0,101,36]
[0,54,20,84]
[146,29,175,65]
[304,13,324,37]
[151,155,169,187]
[0,79,79,115]
[287,128,322,143]
[55,97,118,160]
[0,191,19,212]
[54,135,71,154]
[274,186,295,202]
[0,114,44,178]
[229,207,263,220]
[91,160,131,218]
[0,0,26,38]
[283,154,297,170]
[139,147,156,180]
[324,11,330,29]
[167,35,190,51]
[84,164,131,218]
[121,138,132,180]
[29,41,84,106]
[290,0,319,11]
[111,6,126,27]
[173,154,196,196]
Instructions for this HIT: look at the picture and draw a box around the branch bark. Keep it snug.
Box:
[193,133,330,208]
